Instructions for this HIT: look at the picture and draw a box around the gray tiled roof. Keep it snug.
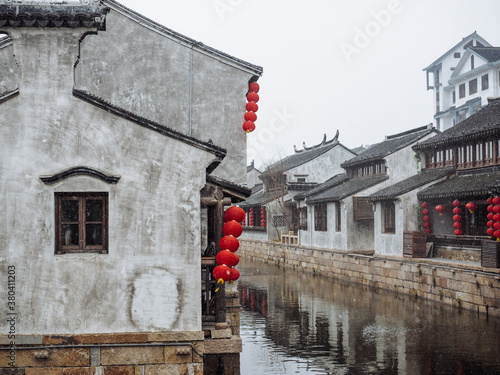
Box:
[413,98,500,151]
[368,167,455,202]
[263,142,354,175]
[304,175,389,204]
[294,174,348,201]
[239,189,286,207]
[341,126,435,169]
[417,170,500,200]
[471,47,500,63]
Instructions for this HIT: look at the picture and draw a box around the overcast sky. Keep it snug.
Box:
[118,0,500,169]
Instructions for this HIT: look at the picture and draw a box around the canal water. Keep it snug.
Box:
[237,259,500,375]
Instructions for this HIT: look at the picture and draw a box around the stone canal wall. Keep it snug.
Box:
[240,239,500,317]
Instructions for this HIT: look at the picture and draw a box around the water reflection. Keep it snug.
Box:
[238,259,500,375]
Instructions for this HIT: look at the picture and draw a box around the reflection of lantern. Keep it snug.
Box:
[435,205,445,215]
[224,206,246,223]
[453,199,461,207]
[465,202,477,213]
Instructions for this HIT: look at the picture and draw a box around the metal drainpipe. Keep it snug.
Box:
[189,41,203,137]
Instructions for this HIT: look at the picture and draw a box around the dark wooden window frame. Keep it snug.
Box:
[482,73,489,91]
[459,83,466,99]
[314,203,327,232]
[299,206,308,231]
[469,78,478,95]
[383,201,395,234]
[335,202,341,232]
[55,192,108,254]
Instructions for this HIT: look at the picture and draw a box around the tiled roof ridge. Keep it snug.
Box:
[72,88,227,158]
[294,173,348,201]
[0,3,110,30]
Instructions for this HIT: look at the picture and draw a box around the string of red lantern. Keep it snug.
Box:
[435,204,445,216]
[493,196,500,241]
[486,197,495,238]
[249,207,254,226]
[243,82,260,133]
[260,206,266,227]
[422,202,432,234]
[213,206,245,290]
[452,199,462,236]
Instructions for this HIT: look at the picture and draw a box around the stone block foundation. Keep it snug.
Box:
[240,239,500,317]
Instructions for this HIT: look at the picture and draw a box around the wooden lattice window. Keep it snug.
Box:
[335,202,341,232]
[383,201,395,234]
[353,196,374,221]
[55,192,108,254]
[314,203,327,232]
[299,207,308,231]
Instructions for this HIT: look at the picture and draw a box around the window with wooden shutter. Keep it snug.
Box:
[353,196,373,221]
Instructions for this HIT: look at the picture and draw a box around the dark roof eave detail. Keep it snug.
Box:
[0,88,19,104]
[40,166,120,185]
[73,89,226,159]
[206,174,252,201]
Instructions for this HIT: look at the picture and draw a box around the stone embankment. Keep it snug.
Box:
[240,239,500,317]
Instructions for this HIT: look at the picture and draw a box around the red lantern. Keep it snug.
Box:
[453,199,461,207]
[213,265,232,282]
[487,197,493,204]
[425,228,432,234]
[494,214,500,222]
[494,222,500,230]
[422,215,430,222]
[494,230,500,239]
[423,222,431,229]
[229,267,240,281]
[453,215,462,222]
[435,205,445,215]
[249,82,260,93]
[247,92,259,103]
[488,205,494,212]
[242,121,256,133]
[487,228,495,236]
[421,202,428,209]
[465,202,477,213]
[488,213,494,220]
[219,235,240,252]
[216,250,239,267]
[246,101,258,112]
[452,207,462,215]
[422,208,429,216]
[454,229,463,236]
[244,111,257,122]
[487,220,495,228]
[453,222,462,229]
[224,206,246,223]
[223,220,243,238]
[494,206,500,214]
[493,197,500,205]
